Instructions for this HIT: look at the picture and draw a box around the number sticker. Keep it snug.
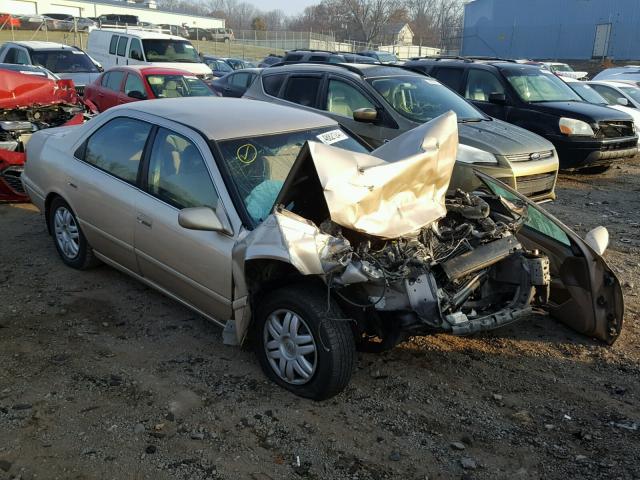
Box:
[316,129,349,145]
[236,143,258,164]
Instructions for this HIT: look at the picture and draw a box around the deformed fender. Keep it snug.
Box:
[231,209,351,344]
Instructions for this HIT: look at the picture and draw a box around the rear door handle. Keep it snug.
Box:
[136,214,152,228]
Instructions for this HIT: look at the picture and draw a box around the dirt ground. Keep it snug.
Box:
[1,160,639,480]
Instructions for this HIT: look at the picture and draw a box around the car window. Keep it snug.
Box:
[147,128,218,210]
[83,117,151,183]
[309,55,327,62]
[262,74,286,96]
[483,177,571,246]
[142,39,200,63]
[116,36,128,56]
[129,38,144,60]
[216,127,368,224]
[5,48,30,65]
[432,67,464,92]
[282,76,321,107]
[325,79,375,118]
[504,69,581,102]
[109,35,119,55]
[105,71,124,91]
[230,72,250,87]
[101,72,110,87]
[31,50,98,74]
[146,74,213,97]
[589,84,620,104]
[285,53,303,62]
[619,85,640,103]
[465,69,505,102]
[124,73,145,95]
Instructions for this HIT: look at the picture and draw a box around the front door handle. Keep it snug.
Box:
[136,214,152,228]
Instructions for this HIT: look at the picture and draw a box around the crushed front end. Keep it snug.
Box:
[0,70,84,202]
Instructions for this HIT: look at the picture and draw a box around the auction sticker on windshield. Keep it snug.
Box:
[316,129,349,145]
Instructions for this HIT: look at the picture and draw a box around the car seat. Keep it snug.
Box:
[327,83,353,117]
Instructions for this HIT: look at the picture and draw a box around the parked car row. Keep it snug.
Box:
[0,45,627,400]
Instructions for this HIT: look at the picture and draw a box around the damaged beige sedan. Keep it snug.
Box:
[22,98,623,400]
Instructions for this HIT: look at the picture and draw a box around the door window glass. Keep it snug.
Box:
[129,38,144,60]
[262,74,285,96]
[433,67,464,91]
[124,73,146,96]
[83,117,151,183]
[590,84,621,104]
[105,70,124,91]
[282,76,321,107]
[325,79,375,118]
[147,128,218,210]
[109,35,119,54]
[230,72,250,87]
[465,69,505,102]
[116,36,128,56]
[484,178,571,246]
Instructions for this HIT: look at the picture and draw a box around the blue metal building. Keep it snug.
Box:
[461,0,640,60]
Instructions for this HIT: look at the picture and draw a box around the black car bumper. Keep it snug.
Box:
[551,135,638,170]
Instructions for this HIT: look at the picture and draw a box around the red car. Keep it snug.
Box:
[0,68,84,202]
[83,65,214,112]
[0,14,21,29]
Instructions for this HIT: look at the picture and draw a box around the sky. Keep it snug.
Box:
[254,0,318,14]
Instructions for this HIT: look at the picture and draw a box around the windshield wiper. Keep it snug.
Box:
[459,118,486,123]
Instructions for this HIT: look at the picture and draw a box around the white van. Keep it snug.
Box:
[87,29,213,79]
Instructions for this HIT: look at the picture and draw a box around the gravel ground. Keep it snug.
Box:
[1,160,639,480]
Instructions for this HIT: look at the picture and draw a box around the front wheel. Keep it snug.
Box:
[49,197,99,269]
[254,285,356,400]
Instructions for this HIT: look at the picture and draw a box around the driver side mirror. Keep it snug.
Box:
[179,207,231,234]
[127,90,147,100]
[353,107,378,123]
[489,92,507,104]
[584,226,609,255]
[616,97,629,106]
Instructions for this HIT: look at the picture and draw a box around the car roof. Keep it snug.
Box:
[105,65,194,75]
[120,97,338,140]
[98,29,183,40]
[264,62,422,79]
[589,80,636,88]
[7,41,76,51]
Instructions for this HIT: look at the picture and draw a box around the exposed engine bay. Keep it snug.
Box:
[318,189,551,340]
[0,104,84,152]
[0,69,85,202]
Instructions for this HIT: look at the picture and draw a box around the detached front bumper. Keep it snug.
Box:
[0,150,28,203]
[550,135,638,170]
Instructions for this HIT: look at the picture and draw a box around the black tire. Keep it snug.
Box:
[48,197,100,270]
[254,284,356,400]
[200,34,209,41]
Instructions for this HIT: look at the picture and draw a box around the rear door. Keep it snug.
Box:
[69,116,152,273]
[478,171,623,343]
[99,70,125,111]
[133,124,235,321]
[225,71,252,97]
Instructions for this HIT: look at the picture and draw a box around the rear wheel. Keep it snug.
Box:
[48,197,99,269]
[254,285,356,400]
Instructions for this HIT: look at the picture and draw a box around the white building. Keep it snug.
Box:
[4,0,224,29]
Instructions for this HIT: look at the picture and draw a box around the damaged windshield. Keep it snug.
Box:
[216,127,368,224]
[369,76,486,123]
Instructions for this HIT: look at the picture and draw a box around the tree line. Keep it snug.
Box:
[156,0,464,49]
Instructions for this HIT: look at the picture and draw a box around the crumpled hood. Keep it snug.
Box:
[276,111,458,239]
[458,118,554,155]
[0,70,79,109]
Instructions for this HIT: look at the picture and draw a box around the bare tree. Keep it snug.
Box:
[342,0,399,44]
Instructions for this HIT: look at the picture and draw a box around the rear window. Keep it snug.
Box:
[282,77,321,107]
[433,67,464,92]
[262,74,286,96]
[285,53,303,62]
[109,35,119,55]
[31,50,98,74]
[309,55,327,62]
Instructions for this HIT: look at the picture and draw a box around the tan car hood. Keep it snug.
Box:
[276,110,458,239]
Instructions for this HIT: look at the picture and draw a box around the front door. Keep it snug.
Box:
[133,125,235,321]
[478,172,624,343]
[322,77,397,147]
[464,68,508,120]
